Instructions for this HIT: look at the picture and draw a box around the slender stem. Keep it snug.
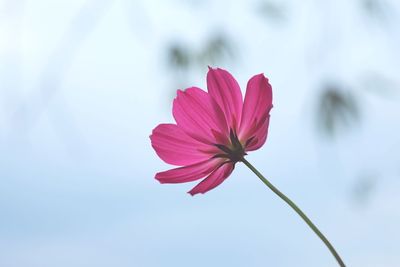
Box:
[241,158,345,267]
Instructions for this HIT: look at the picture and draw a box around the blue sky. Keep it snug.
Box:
[0,0,399,266]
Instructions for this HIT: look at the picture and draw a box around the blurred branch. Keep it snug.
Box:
[0,0,25,117]
[7,0,113,143]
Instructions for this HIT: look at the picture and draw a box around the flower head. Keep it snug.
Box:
[150,67,273,195]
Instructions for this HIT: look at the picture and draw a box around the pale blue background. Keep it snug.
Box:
[1,0,400,266]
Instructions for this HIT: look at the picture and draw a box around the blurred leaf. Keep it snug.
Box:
[360,0,390,21]
[165,32,236,100]
[351,173,377,206]
[167,43,191,71]
[316,84,361,137]
[198,34,235,66]
[257,1,286,22]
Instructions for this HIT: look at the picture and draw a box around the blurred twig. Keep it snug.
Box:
[0,0,25,119]
[7,0,113,150]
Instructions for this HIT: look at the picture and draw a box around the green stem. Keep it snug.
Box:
[241,157,345,267]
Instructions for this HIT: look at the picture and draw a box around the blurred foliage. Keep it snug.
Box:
[165,1,398,145]
[256,0,287,23]
[165,33,236,96]
[360,0,391,20]
[167,43,191,71]
[167,33,235,72]
[197,35,235,67]
[361,71,398,98]
[351,173,377,206]
[316,85,361,138]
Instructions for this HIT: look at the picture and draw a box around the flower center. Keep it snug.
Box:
[213,129,247,163]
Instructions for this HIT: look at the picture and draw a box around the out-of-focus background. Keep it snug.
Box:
[1,0,399,266]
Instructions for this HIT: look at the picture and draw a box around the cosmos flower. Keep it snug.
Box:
[150,67,345,266]
[150,67,272,195]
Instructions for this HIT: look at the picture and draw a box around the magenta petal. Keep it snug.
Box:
[239,73,273,144]
[188,162,234,195]
[151,123,214,166]
[245,114,270,151]
[207,67,243,130]
[155,159,221,184]
[173,87,228,145]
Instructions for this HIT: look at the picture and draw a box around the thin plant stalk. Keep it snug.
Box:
[241,157,346,267]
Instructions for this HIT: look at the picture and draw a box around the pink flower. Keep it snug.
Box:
[150,67,273,195]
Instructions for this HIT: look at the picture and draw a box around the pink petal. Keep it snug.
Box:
[155,159,221,184]
[207,67,243,130]
[239,73,273,144]
[151,123,216,166]
[188,162,234,195]
[173,87,228,145]
[245,114,270,151]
